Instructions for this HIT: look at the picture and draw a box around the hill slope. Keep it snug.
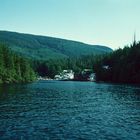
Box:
[0,31,112,60]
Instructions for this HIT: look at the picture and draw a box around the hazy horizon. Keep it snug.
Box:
[0,0,140,49]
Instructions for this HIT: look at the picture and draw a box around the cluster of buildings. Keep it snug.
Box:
[54,69,96,81]
[38,65,110,82]
[38,66,110,82]
[54,70,74,80]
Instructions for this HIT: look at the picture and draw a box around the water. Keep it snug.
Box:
[0,81,140,140]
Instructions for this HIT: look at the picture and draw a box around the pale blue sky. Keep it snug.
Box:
[0,0,140,49]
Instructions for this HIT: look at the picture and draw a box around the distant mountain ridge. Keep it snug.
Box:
[0,31,112,60]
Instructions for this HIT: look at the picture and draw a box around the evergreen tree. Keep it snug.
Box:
[0,43,36,84]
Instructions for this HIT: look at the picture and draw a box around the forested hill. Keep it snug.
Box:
[0,31,112,60]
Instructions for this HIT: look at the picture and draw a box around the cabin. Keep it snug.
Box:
[74,69,96,81]
[102,65,109,69]
[54,75,62,80]
[54,70,74,80]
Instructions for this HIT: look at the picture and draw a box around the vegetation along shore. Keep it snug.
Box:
[0,31,140,84]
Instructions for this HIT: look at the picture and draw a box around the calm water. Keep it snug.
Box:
[0,81,140,140]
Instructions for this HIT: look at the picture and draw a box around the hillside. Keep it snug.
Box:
[0,31,112,60]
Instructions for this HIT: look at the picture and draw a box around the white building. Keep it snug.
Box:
[54,70,74,80]
[102,65,109,69]
[54,75,62,80]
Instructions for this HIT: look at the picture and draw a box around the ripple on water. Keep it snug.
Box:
[0,81,140,140]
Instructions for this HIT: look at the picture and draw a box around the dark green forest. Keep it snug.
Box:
[0,37,140,84]
[0,31,112,60]
[35,40,140,84]
[0,44,36,84]
[94,41,140,83]
[32,54,101,78]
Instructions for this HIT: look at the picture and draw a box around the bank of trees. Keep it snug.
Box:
[0,44,36,83]
[1,40,139,84]
[35,40,140,84]
[32,54,100,78]
[94,41,140,83]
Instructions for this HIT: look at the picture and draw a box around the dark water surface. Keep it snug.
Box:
[0,81,140,140]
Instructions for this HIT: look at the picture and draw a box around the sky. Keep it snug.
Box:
[0,0,140,49]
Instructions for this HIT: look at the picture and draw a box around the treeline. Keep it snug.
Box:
[0,44,36,84]
[33,41,140,84]
[2,40,139,84]
[32,55,100,78]
[94,41,140,83]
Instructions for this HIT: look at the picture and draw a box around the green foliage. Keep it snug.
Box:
[0,44,36,84]
[0,31,112,60]
[32,54,100,78]
[94,42,140,83]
